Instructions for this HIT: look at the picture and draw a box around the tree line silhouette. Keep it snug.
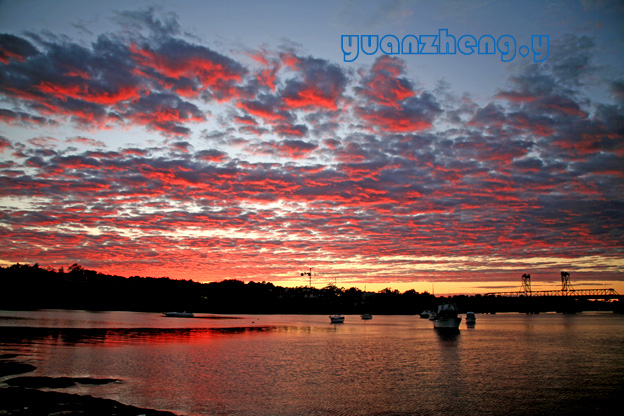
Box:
[0,263,619,314]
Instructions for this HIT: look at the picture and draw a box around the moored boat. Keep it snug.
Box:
[361,313,373,320]
[432,303,461,329]
[330,314,345,323]
[163,311,194,318]
[465,311,476,325]
[419,310,434,319]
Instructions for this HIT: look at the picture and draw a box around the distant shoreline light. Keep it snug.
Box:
[341,30,549,63]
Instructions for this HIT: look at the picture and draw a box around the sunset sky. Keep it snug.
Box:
[1,0,623,295]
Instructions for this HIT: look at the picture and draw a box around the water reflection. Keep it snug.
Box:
[0,325,280,346]
[0,320,369,348]
[1,312,623,416]
[434,328,460,342]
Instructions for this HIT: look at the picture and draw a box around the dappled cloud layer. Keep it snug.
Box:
[0,9,623,288]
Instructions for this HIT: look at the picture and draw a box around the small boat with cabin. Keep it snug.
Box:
[163,312,194,318]
[432,303,461,329]
[330,314,345,323]
[419,310,434,319]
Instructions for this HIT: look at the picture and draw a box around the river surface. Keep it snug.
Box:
[0,310,622,415]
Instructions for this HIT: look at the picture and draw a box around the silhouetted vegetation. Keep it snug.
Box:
[0,263,620,314]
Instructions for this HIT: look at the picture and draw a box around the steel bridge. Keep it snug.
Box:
[485,288,621,299]
[485,272,622,300]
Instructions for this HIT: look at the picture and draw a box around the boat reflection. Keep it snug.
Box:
[465,311,476,327]
[434,327,460,341]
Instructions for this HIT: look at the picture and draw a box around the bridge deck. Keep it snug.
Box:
[485,288,621,299]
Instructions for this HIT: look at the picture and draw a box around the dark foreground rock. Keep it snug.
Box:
[0,387,178,416]
[0,361,36,377]
[6,376,120,389]
[0,354,20,359]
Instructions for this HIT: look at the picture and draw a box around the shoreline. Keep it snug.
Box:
[0,387,179,416]
[0,356,179,416]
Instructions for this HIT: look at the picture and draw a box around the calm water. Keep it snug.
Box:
[1,310,622,416]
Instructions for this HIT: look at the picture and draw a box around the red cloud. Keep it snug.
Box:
[57,156,102,171]
[234,115,258,126]
[197,150,227,163]
[123,93,205,135]
[27,136,59,148]
[277,140,317,159]
[280,54,346,111]
[536,97,588,118]
[281,53,300,69]
[122,148,148,156]
[0,109,53,127]
[0,136,11,152]
[283,85,341,110]
[237,100,285,123]
[246,50,280,91]
[245,140,316,159]
[0,48,25,64]
[258,67,278,91]
[360,56,415,108]
[0,34,37,64]
[357,106,432,133]
[247,51,269,66]
[274,124,307,138]
[239,125,269,137]
[36,82,142,106]
[130,43,244,101]
[508,113,553,137]
[495,90,538,103]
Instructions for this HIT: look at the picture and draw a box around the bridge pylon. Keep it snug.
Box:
[561,271,574,293]
[521,273,532,295]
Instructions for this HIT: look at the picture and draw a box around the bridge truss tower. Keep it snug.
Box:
[561,271,574,292]
[521,273,532,295]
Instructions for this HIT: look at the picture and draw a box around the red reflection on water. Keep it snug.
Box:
[0,326,278,346]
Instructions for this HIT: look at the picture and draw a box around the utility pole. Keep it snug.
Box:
[301,267,313,288]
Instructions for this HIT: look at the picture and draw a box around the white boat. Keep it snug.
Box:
[466,311,476,325]
[419,310,434,319]
[163,312,194,318]
[432,303,461,329]
[361,313,373,320]
[330,314,345,323]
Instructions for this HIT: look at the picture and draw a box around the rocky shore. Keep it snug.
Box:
[0,355,178,416]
